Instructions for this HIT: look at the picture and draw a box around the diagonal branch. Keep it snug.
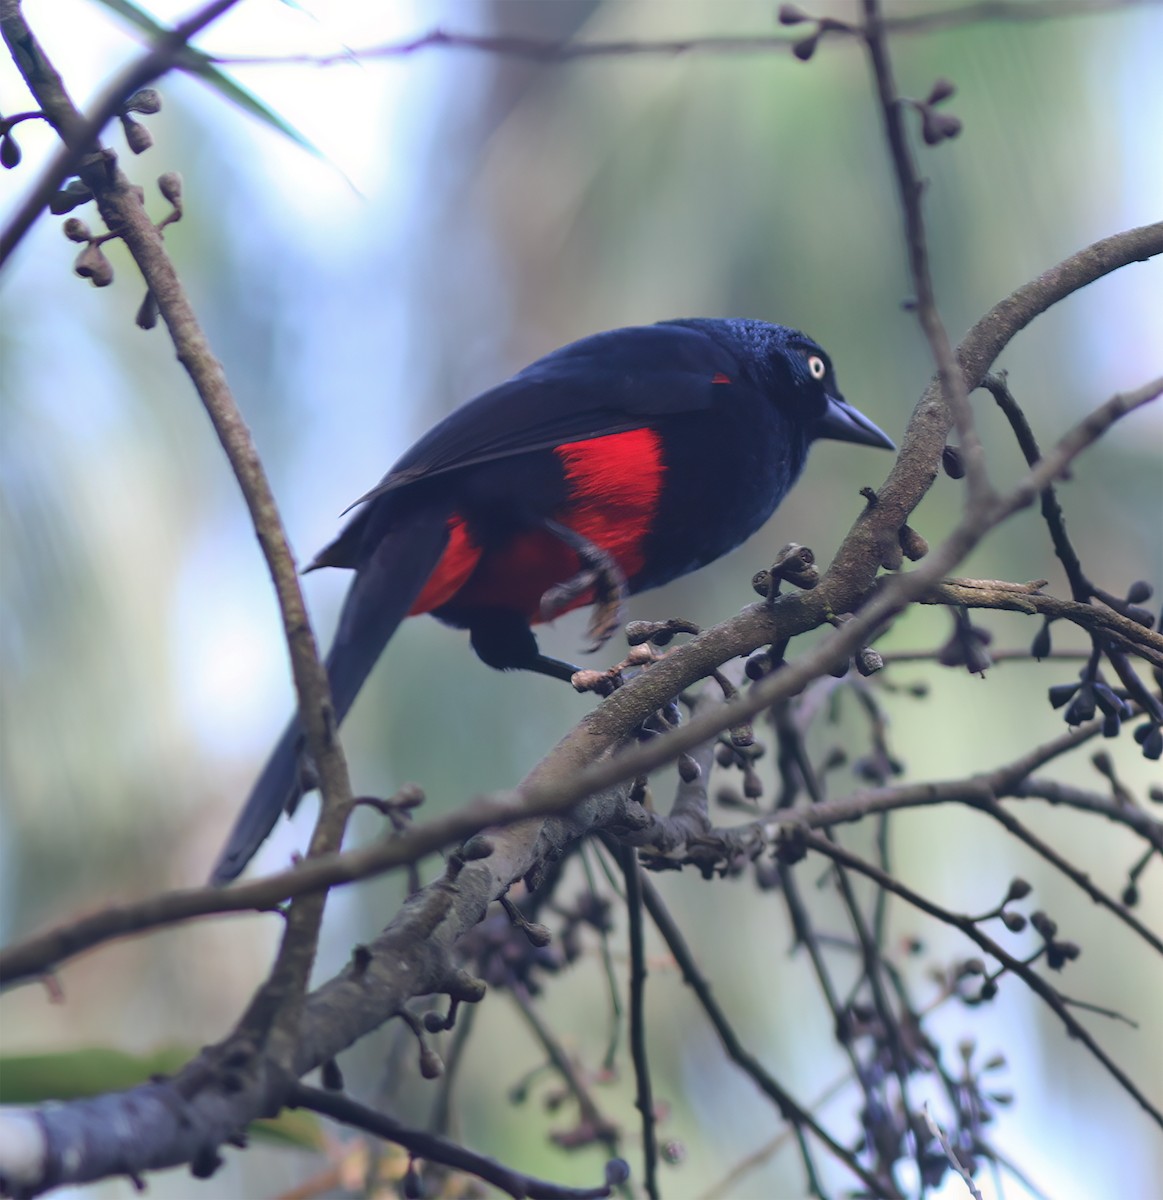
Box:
[0,0,239,265]
[637,873,902,1199]
[516,372,1163,839]
[980,375,1092,602]
[921,579,1163,668]
[965,794,1163,957]
[288,1084,621,1200]
[794,832,1163,1130]
[1,0,355,1050]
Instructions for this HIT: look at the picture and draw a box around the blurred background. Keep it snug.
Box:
[1,1,1161,1196]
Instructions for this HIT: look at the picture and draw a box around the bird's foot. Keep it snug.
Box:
[570,665,624,696]
[538,527,628,651]
[569,641,659,695]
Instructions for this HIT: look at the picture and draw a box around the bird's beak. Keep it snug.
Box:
[818,393,895,450]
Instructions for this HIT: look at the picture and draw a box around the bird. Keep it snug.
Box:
[210,318,893,882]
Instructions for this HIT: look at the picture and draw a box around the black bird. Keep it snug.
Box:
[211,319,893,882]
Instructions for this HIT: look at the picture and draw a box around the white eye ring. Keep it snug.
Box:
[807,355,827,381]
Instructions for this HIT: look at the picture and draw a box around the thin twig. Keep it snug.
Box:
[769,706,879,1113]
[796,832,1163,1130]
[1013,776,1163,845]
[880,646,1090,665]
[510,984,620,1154]
[615,845,658,1200]
[919,582,1163,667]
[213,1,1148,67]
[428,1003,476,1139]
[579,844,624,1072]
[968,795,1163,956]
[861,0,990,508]
[981,375,1091,602]
[695,1070,857,1200]
[0,0,239,265]
[638,874,902,1199]
[289,1084,617,1200]
[923,1105,984,1200]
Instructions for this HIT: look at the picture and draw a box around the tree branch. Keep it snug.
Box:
[3,5,1160,1185]
[212,1,1148,67]
[0,0,240,265]
[615,846,657,1200]
[793,832,1163,1130]
[288,1084,622,1200]
[862,0,990,508]
[921,579,1163,668]
[1,0,358,1048]
[638,874,902,1199]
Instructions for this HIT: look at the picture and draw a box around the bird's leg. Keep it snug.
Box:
[469,609,579,682]
[538,519,628,652]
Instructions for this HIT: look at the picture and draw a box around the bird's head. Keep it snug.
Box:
[778,327,895,451]
[698,319,896,452]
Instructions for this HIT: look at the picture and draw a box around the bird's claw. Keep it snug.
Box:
[541,569,599,621]
[539,541,628,652]
[584,584,626,652]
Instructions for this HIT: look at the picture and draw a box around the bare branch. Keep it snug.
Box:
[793,832,1163,1130]
[288,1084,622,1200]
[964,794,1163,957]
[5,664,1158,990]
[921,579,1163,668]
[2,4,1159,1189]
[981,375,1092,602]
[0,0,240,265]
[212,1,1148,68]
[861,0,990,508]
[1,0,358,1039]
[615,845,658,1200]
[509,985,621,1153]
[638,874,902,1199]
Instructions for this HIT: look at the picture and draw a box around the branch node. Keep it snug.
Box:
[500,894,553,947]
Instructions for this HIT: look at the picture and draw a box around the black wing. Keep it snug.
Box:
[344,322,742,509]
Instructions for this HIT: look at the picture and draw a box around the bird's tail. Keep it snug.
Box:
[209,505,452,884]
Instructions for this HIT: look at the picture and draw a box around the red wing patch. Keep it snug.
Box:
[414,429,665,622]
[712,372,731,384]
[542,428,665,618]
[409,515,481,615]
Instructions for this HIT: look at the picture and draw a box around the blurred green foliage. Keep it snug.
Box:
[0,1047,325,1147]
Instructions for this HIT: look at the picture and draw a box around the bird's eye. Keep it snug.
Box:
[807,355,827,381]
